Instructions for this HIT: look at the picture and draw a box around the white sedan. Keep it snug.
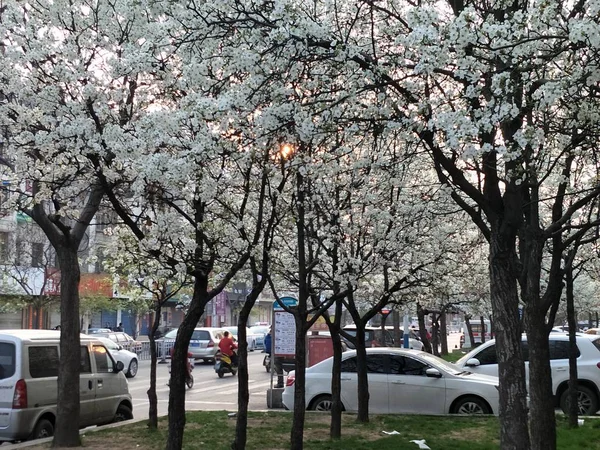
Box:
[282,348,500,415]
[97,336,139,378]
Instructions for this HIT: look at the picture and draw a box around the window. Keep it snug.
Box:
[341,357,358,373]
[365,354,387,373]
[549,340,579,360]
[80,346,91,373]
[92,345,114,373]
[32,243,44,268]
[390,355,429,376]
[191,330,209,340]
[29,346,59,378]
[0,343,16,380]
[474,345,498,365]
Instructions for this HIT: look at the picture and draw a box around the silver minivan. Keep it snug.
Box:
[0,330,133,442]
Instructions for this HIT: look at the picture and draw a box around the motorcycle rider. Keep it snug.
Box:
[218,330,238,367]
[168,347,194,386]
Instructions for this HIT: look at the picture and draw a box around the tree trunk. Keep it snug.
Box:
[392,310,402,348]
[52,250,82,448]
[489,236,530,450]
[233,279,266,450]
[417,303,432,353]
[525,310,556,450]
[521,225,557,450]
[147,308,162,430]
[166,277,208,450]
[290,313,308,450]
[233,319,250,450]
[565,267,579,427]
[431,314,440,356]
[329,317,344,439]
[464,315,476,348]
[354,328,370,423]
[479,316,486,344]
[440,312,448,355]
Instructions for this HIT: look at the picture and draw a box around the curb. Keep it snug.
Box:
[1,409,287,449]
[2,418,147,449]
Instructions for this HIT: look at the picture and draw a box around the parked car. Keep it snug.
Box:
[96,337,139,378]
[86,328,112,334]
[157,327,227,363]
[585,328,600,335]
[282,347,500,414]
[0,329,132,442]
[223,326,258,351]
[249,325,270,349]
[341,326,394,349]
[455,333,600,415]
[91,331,142,353]
[384,327,425,351]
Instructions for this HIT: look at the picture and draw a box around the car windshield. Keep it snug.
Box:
[250,326,269,335]
[416,352,464,375]
[98,338,119,350]
[165,330,178,339]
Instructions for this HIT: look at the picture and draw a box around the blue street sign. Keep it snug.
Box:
[273,296,298,311]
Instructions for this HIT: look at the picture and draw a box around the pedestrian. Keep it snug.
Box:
[264,327,284,388]
[116,322,124,332]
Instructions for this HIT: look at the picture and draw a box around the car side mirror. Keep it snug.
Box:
[118,345,123,351]
[425,368,442,378]
[465,358,481,367]
[115,361,124,373]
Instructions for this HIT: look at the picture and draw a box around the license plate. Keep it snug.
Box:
[190,342,200,347]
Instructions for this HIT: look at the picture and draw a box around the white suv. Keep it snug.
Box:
[455,333,600,415]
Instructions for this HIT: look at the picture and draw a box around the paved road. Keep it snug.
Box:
[129,350,275,419]
[129,334,463,420]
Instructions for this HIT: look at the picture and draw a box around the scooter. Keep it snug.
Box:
[168,355,195,388]
[215,350,238,378]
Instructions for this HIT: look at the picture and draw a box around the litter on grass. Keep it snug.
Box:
[410,439,432,449]
[381,430,400,435]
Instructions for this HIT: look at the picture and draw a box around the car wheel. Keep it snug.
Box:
[32,419,54,440]
[126,359,138,378]
[452,396,491,415]
[309,395,333,412]
[560,386,599,415]
[113,404,133,422]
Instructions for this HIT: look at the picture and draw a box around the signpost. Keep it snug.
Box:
[273,297,297,357]
[267,296,298,408]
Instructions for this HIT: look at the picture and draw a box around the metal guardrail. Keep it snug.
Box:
[137,340,175,361]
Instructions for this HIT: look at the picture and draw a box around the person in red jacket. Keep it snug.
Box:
[218,331,238,366]
[168,347,193,386]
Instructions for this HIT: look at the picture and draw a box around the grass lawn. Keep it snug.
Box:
[25,411,600,450]
[440,350,468,363]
